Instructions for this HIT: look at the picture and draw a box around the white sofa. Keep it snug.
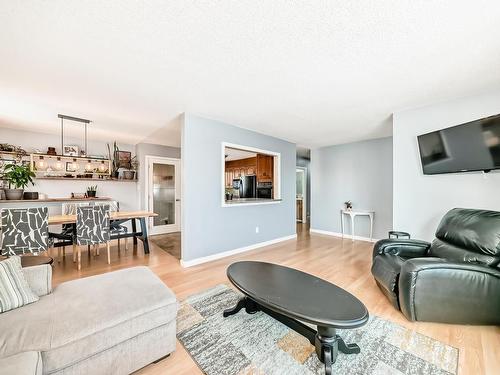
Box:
[0,265,178,375]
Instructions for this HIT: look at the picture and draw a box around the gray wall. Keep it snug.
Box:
[311,137,393,240]
[181,114,296,262]
[296,155,311,221]
[393,89,500,240]
[135,143,181,210]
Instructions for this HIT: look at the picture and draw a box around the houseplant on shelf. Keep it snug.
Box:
[123,156,138,180]
[86,185,98,198]
[107,141,120,179]
[3,163,36,200]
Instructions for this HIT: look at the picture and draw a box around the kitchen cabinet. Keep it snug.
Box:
[225,157,257,187]
[257,154,273,183]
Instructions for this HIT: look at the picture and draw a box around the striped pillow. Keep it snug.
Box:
[0,256,39,313]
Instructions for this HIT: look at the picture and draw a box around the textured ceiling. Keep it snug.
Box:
[1,1,500,148]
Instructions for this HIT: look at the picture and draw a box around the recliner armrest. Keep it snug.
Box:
[372,239,431,260]
[398,258,500,324]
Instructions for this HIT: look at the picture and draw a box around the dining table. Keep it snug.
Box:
[49,211,158,254]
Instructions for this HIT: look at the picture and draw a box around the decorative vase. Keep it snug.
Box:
[23,192,39,200]
[47,147,57,156]
[123,170,135,180]
[5,189,24,200]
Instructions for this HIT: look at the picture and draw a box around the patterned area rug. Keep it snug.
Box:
[177,285,459,375]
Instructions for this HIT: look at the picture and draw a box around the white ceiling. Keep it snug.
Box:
[1,1,500,148]
[225,147,257,161]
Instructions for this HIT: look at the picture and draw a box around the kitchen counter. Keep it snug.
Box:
[224,198,282,205]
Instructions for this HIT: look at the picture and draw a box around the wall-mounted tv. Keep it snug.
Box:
[417,113,500,175]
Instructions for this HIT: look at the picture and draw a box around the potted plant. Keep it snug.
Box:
[123,155,138,180]
[225,188,233,201]
[86,185,97,198]
[344,200,353,211]
[3,164,36,200]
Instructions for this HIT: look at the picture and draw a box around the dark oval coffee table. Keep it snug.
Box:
[224,261,369,375]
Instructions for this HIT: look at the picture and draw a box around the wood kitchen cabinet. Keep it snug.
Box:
[257,154,273,183]
[224,154,274,186]
[225,157,257,187]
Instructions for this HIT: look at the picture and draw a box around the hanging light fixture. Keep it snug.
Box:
[37,156,46,170]
[98,160,107,172]
[72,158,79,171]
[85,159,93,172]
[54,157,63,171]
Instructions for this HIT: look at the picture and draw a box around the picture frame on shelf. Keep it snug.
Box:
[63,145,79,156]
[66,161,77,172]
[115,150,132,169]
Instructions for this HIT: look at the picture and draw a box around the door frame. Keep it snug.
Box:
[296,166,307,223]
[144,155,182,234]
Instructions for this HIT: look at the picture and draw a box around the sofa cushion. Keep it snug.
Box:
[0,266,178,373]
[0,351,42,375]
[0,256,39,313]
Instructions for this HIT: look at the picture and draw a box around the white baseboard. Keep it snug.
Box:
[310,228,378,243]
[180,234,298,268]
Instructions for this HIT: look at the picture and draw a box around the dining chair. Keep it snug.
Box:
[1,207,50,256]
[75,205,111,270]
[52,201,127,262]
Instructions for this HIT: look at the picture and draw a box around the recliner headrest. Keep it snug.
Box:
[435,208,500,256]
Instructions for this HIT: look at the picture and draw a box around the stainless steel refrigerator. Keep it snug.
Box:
[233,175,256,198]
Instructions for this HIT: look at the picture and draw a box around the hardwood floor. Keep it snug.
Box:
[49,225,499,375]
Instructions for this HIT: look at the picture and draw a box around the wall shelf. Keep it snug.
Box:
[0,197,112,203]
[35,177,137,182]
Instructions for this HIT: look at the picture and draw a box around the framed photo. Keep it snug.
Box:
[63,145,79,156]
[66,161,77,172]
[115,150,132,169]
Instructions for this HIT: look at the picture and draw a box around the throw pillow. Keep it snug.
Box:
[0,256,39,313]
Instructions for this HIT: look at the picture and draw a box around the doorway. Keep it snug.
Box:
[145,156,181,235]
[296,167,307,223]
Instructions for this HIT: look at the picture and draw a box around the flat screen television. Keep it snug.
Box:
[417,113,500,175]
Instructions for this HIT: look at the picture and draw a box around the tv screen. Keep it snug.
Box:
[417,113,500,175]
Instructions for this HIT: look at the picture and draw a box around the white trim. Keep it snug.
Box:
[144,155,182,234]
[296,166,307,223]
[221,142,281,206]
[180,234,297,267]
[310,228,378,243]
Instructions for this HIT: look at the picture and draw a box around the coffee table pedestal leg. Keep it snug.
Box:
[223,296,361,375]
[315,326,361,375]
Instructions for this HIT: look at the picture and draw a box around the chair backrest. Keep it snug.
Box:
[429,208,500,267]
[63,200,119,215]
[1,208,49,256]
[76,205,111,245]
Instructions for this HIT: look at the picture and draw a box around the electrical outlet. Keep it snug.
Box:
[255,226,259,234]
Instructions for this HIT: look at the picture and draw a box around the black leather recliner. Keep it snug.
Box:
[371,208,500,325]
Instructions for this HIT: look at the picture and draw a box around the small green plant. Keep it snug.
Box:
[87,185,97,193]
[3,164,35,189]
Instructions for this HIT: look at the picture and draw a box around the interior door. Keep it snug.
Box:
[147,157,181,234]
